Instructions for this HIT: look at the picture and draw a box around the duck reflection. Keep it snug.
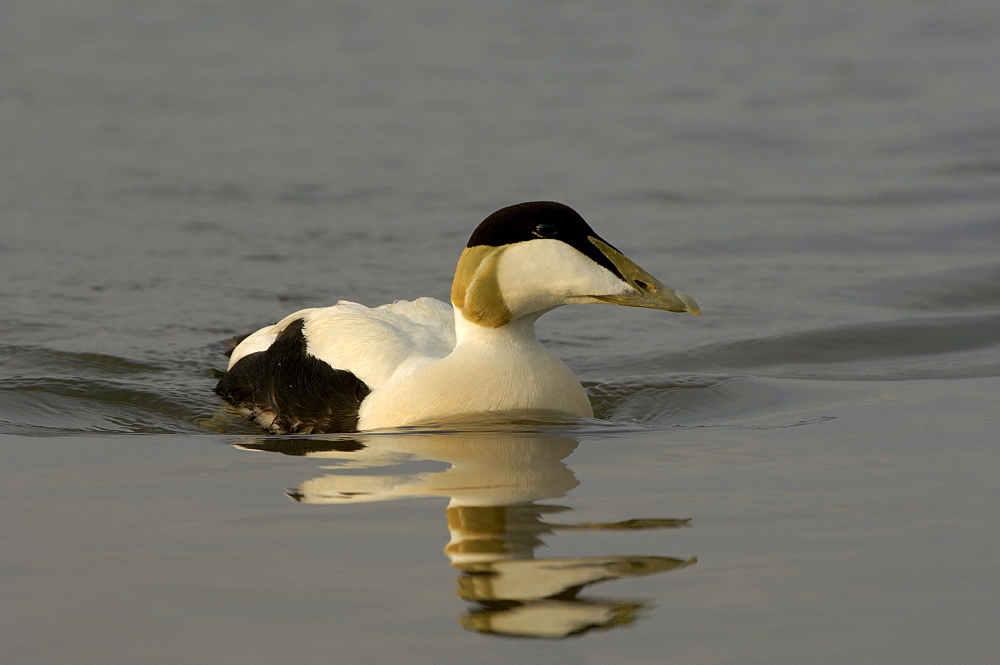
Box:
[236,424,695,638]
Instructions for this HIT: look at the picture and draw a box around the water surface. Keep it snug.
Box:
[2,1,999,663]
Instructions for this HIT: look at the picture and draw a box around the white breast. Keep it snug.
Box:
[357,314,593,430]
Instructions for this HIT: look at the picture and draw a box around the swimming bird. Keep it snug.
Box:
[215,201,699,434]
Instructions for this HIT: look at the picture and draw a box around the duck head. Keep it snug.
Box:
[451,201,700,327]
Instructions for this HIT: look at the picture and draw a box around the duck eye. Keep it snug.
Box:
[533,223,556,238]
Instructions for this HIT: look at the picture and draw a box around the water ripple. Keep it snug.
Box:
[0,345,219,436]
[590,312,1000,381]
[3,310,997,435]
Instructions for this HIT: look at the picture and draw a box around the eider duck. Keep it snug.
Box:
[216,201,699,434]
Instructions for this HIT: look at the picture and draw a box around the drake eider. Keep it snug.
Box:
[216,201,700,433]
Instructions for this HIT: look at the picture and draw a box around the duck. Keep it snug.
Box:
[215,201,700,434]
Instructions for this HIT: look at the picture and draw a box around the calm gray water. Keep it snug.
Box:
[2,1,999,663]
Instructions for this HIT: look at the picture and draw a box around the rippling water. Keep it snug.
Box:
[3,1,999,663]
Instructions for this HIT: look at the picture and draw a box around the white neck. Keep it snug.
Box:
[453,308,547,347]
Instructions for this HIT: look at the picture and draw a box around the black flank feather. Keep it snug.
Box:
[215,318,371,434]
